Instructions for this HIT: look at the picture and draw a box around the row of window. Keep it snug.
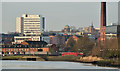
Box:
[25,34,41,36]
[24,32,41,33]
[2,48,40,51]
[15,38,30,40]
[25,27,41,29]
[24,27,40,30]
[24,32,41,34]
[105,35,116,37]
[2,49,44,54]
[24,18,40,20]
[24,30,40,31]
[24,24,40,26]
[24,23,40,24]
[24,21,40,22]
[24,26,40,27]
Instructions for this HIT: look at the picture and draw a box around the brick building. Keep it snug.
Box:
[1,47,49,55]
[1,41,49,55]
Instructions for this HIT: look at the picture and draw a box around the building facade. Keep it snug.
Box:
[1,41,49,55]
[16,14,45,36]
[16,17,23,34]
[15,14,46,44]
[105,24,120,39]
[49,35,65,45]
[82,24,95,33]
[1,47,49,55]
[13,36,41,44]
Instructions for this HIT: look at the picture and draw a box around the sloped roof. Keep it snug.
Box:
[25,41,48,46]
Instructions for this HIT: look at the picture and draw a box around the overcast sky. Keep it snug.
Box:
[1,2,118,33]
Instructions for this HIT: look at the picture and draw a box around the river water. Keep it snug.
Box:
[1,60,119,69]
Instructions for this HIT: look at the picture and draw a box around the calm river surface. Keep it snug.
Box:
[1,60,118,69]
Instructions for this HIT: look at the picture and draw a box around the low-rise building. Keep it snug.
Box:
[82,24,95,33]
[1,41,49,55]
[65,35,81,44]
[1,47,49,55]
[13,36,40,44]
[0,32,19,46]
[105,24,120,39]
[49,35,65,45]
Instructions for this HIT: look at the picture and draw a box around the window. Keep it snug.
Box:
[38,49,43,52]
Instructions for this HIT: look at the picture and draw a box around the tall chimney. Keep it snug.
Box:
[100,2,106,41]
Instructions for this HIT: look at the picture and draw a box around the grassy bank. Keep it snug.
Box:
[2,56,23,60]
[2,55,120,68]
[44,56,120,68]
[93,59,120,68]
[2,55,45,61]
[2,55,79,61]
[43,55,79,61]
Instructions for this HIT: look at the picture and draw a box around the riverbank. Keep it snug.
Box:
[43,55,79,61]
[2,55,45,61]
[2,56,23,60]
[1,55,120,68]
[92,59,120,68]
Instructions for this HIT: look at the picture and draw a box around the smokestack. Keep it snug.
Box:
[101,2,106,26]
[100,2,106,41]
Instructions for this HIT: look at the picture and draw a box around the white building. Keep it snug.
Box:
[16,14,45,36]
[14,14,46,44]
[13,36,40,44]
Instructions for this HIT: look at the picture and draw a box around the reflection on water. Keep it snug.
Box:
[1,60,118,69]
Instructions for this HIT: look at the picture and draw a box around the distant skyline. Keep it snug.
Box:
[1,2,118,33]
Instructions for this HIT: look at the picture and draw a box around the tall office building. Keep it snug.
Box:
[16,14,45,36]
[16,17,23,34]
